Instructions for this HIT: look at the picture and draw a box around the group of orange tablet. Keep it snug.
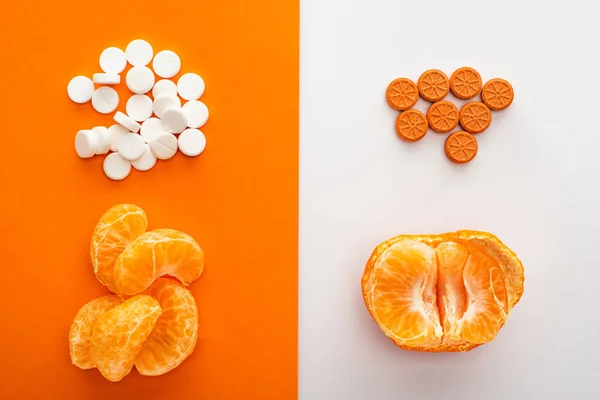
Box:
[385,67,514,164]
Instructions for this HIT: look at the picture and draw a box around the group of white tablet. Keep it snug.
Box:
[68,39,208,180]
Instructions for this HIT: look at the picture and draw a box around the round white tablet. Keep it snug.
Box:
[99,47,127,74]
[181,100,209,128]
[114,111,141,133]
[161,107,188,133]
[153,95,181,118]
[178,129,206,157]
[67,76,94,104]
[91,87,119,114]
[126,39,153,67]
[75,130,98,158]
[148,132,178,160]
[140,117,168,143]
[126,94,153,122]
[152,50,181,78]
[126,66,155,94]
[177,73,205,100]
[107,124,130,151]
[117,132,145,160]
[92,126,111,154]
[93,73,120,85]
[131,144,157,171]
[152,79,177,98]
[103,152,131,181]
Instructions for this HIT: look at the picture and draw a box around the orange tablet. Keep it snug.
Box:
[395,110,428,142]
[450,67,482,100]
[459,102,492,134]
[386,78,419,111]
[482,78,514,110]
[427,100,459,133]
[445,131,478,163]
[417,69,449,102]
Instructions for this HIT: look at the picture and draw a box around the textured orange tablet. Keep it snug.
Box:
[395,110,428,142]
[427,100,459,133]
[482,78,514,110]
[361,231,524,352]
[459,102,492,134]
[386,78,419,110]
[445,131,478,163]
[450,67,482,100]
[417,69,450,102]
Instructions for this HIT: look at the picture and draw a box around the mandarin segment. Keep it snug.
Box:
[114,229,204,295]
[385,78,419,111]
[482,78,514,111]
[459,102,492,134]
[90,204,148,293]
[395,110,428,142]
[135,278,199,376]
[90,295,162,382]
[427,100,459,133]
[417,69,450,102]
[450,67,482,100]
[69,295,123,369]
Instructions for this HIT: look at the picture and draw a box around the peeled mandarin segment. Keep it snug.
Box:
[69,295,123,369]
[417,69,450,102]
[459,102,492,134]
[395,110,428,142]
[364,239,442,347]
[114,229,204,295]
[135,278,199,376]
[450,67,482,100]
[90,204,148,293]
[481,78,514,111]
[385,78,419,111]
[90,295,162,382]
[426,100,459,133]
[445,131,478,164]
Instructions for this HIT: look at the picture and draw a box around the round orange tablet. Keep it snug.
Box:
[386,78,419,111]
[482,78,514,110]
[395,110,428,142]
[417,69,449,102]
[445,131,478,163]
[459,102,492,134]
[427,100,459,133]
[450,67,482,100]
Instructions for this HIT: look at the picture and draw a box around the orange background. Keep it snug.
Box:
[0,0,298,398]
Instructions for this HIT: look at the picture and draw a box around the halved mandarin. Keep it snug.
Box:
[445,131,478,164]
[450,67,482,100]
[361,231,524,352]
[482,78,514,110]
[427,100,459,133]
[459,102,492,134]
[395,110,428,142]
[417,69,450,102]
[386,78,419,111]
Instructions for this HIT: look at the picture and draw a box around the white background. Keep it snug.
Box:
[299,1,600,399]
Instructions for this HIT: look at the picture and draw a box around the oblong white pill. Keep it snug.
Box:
[177,73,205,100]
[178,129,206,157]
[92,73,120,85]
[91,87,119,114]
[99,47,127,74]
[153,95,181,118]
[126,66,155,94]
[140,117,168,143]
[126,94,153,122]
[131,143,157,171]
[67,76,94,104]
[114,111,141,133]
[75,130,98,158]
[148,132,178,160]
[117,132,146,161]
[161,107,188,134]
[152,79,178,98]
[92,126,111,154]
[126,39,153,67]
[181,100,209,129]
[107,124,130,151]
[103,152,131,181]
[152,50,181,78]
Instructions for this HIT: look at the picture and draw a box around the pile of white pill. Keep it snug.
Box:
[68,39,208,180]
